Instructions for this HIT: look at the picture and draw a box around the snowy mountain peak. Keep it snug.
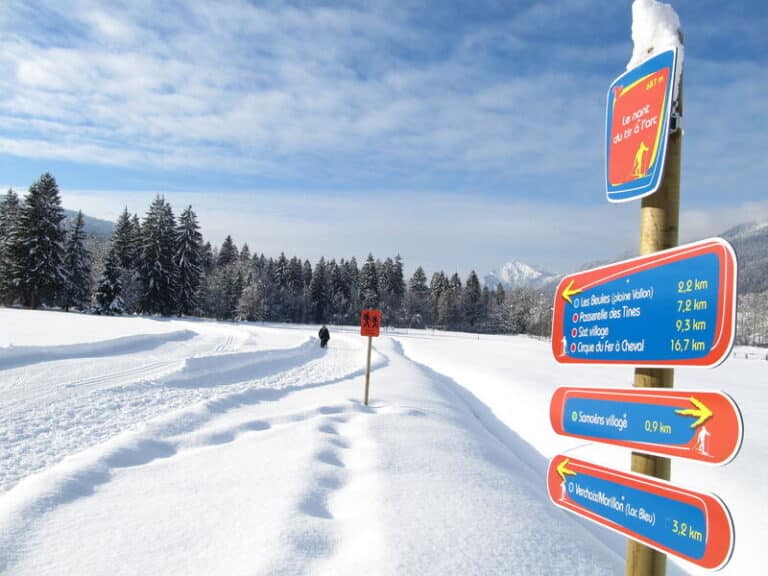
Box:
[722,220,768,242]
[483,260,560,290]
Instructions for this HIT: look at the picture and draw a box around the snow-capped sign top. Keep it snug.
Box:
[629,0,684,100]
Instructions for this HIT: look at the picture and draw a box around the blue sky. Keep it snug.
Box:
[0,0,766,277]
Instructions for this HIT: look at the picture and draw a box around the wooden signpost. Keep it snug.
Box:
[549,15,741,576]
[360,309,382,405]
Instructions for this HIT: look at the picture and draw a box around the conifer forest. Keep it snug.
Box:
[0,173,553,335]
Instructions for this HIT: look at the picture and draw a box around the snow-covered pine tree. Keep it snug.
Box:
[480,285,492,330]
[200,242,214,274]
[130,213,141,243]
[95,245,124,314]
[310,257,329,322]
[138,195,178,316]
[378,257,395,321]
[228,266,244,320]
[0,189,21,305]
[62,211,91,311]
[390,255,406,322]
[345,257,360,322]
[326,258,342,322]
[461,270,482,328]
[359,253,379,309]
[286,256,305,322]
[301,259,313,321]
[436,273,463,329]
[106,208,141,313]
[237,278,265,321]
[429,271,447,325]
[7,173,67,309]
[406,266,430,327]
[494,283,506,305]
[275,252,289,289]
[113,208,139,269]
[217,235,238,267]
[174,205,202,316]
[271,252,290,321]
[505,286,535,334]
[302,259,312,289]
[239,243,251,265]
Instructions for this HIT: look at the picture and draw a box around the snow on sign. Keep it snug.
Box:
[547,455,734,571]
[360,309,382,337]
[606,48,678,202]
[551,238,737,367]
[550,387,743,465]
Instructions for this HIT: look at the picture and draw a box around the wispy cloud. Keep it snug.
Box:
[0,0,618,188]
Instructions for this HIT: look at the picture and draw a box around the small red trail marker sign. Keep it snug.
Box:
[360,309,382,337]
[360,309,382,405]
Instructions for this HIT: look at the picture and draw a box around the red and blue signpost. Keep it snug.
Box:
[551,238,737,367]
[547,455,734,571]
[550,387,743,464]
[606,48,678,202]
[554,11,740,574]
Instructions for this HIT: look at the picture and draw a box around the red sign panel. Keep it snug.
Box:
[547,455,734,570]
[550,387,743,464]
[360,309,382,337]
[606,48,677,202]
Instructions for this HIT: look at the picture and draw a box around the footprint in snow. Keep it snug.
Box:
[318,423,338,435]
[315,449,345,468]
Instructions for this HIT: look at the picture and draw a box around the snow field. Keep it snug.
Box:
[0,309,765,574]
[397,331,767,576]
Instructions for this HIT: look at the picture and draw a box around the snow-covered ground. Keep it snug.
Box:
[0,308,764,575]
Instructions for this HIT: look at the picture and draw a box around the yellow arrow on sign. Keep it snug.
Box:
[675,396,714,428]
[561,280,582,305]
[557,458,577,482]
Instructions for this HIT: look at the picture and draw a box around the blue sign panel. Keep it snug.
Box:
[550,387,744,464]
[567,468,707,559]
[563,398,695,445]
[547,456,735,570]
[552,239,737,367]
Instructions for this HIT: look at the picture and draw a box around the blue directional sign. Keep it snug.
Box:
[552,239,737,367]
[548,456,734,571]
[550,387,743,464]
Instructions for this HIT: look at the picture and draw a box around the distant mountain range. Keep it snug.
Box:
[483,261,560,292]
[63,209,115,240]
[485,220,768,296]
[721,221,768,294]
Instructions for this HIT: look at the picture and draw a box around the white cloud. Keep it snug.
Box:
[1,0,766,281]
[57,183,766,280]
[0,0,610,181]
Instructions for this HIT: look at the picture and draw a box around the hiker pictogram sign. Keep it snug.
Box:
[606,48,678,202]
[360,309,382,337]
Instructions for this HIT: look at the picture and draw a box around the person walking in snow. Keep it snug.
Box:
[318,325,330,349]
